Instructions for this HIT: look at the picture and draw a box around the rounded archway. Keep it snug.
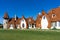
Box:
[20,19,26,29]
[41,16,48,29]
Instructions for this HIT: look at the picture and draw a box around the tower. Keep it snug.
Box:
[3,12,9,29]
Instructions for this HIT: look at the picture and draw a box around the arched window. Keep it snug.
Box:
[22,23,24,28]
[52,14,56,18]
[43,16,45,19]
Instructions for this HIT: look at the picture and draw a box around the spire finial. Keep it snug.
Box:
[15,14,16,20]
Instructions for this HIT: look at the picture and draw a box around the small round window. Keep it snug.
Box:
[52,14,56,18]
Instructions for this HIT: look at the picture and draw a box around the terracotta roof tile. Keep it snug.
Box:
[27,17,35,24]
[48,7,60,21]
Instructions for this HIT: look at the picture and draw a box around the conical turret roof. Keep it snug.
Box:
[3,12,9,19]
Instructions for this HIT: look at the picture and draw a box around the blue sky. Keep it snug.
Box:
[0,0,60,24]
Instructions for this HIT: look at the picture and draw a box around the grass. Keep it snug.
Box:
[0,29,60,40]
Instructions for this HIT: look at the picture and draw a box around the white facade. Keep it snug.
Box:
[3,19,8,29]
[51,21,60,29]
[20,19,26,29]
[41,16,48,29]
[29,24,32,29]
[17,25,20,29]
[9,24,14,29]
[29,24,36,29]
[56,21,60,29]
[33,24,36,29]
[51,22,56,29]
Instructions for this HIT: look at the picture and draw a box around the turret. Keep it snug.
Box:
[3,12,9,19]
[3,12,9,29]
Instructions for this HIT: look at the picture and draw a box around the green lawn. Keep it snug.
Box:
[0,29,60,40]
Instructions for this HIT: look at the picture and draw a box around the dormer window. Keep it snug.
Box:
[43,16,45,19]
[52,14,56,18]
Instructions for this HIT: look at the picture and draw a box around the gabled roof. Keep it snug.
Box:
[42,10,47,16]
[48,7,60,21]
[16,18,21,24]
[8,18,20,24]
[27,17,35,24]
[21,16,25,20]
